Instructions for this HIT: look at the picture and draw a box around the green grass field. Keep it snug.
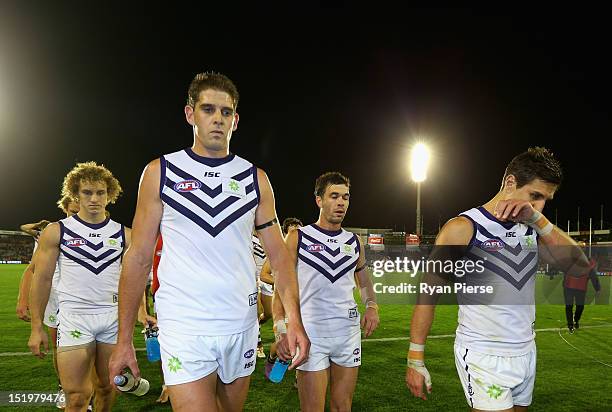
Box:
[1,264,611,411]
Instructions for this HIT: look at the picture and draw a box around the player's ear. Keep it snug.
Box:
[315,195,323,209]
[232,112,239,132]
[184,105,195,126]
[504,174,516,193]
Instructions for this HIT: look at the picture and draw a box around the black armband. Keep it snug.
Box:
[255,218,278,231]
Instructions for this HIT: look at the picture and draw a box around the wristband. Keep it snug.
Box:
[366,301,379,311]
[526,210,553,236]
[274,320,287,342]
[409,342,425,352]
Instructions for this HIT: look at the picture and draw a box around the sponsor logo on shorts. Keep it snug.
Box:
[248,293,258,306]
[112,294,118,303]
[487,384,502,399]
[307,244,325,252]
[348,307,358,319]
[244,361,255,369]
[353,348,360,356]
[481,239,504,251]
[468,383,474,396]
[173,180,201,192]
[70,330,82,339]
[48,314,56,323]
[168,356,182,372]
[244,349,255,359]
[65,238,87,247]
[353,357,361,363]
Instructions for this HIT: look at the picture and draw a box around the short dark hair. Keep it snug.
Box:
[187,71,239,109]
[282,217,303,235]
[503,147,563,188]
[314,172,350,198]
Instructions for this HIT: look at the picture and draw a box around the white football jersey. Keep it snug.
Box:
[56,215,125,313]
[296,224,362,338]
[155,149,259,335]
[252,235,266,279]
[455,206,538,355]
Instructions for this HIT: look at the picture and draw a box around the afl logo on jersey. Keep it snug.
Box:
[481,239,504,251]
[244,349,254,359]
[307,244,325,252]
[173,180,201,192]
[65,238,87,247]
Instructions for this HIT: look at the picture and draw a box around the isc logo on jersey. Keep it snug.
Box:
[173,180,201,192]
[481,239,504,251]
[307,244,325,252]
[65,238,87,247]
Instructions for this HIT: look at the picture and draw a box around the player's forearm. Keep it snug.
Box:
[271,288,286,323]
[357,271,377,304]
[259,261,274,285]
[29,272,53,327]
[540,227,590,275]
[20,223,39,237]
[17,265,34,306]
[117,252,151,344]
[410,305,436,346]
[273,264,302,326]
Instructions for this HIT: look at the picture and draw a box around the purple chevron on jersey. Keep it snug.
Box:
[298,252,358,283]
[466,251,537,290]
[162,193,258,238]
[60,250,122,276]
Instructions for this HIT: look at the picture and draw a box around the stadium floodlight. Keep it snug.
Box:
[410,143,430,183]
[410,143,430,236]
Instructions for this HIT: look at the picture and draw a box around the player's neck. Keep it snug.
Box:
[482,192,506,217]
[191,141,230,159]
[76,210,107,225]
[315,218,342,232]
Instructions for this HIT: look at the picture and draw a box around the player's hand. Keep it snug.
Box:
[275,333,291,361]
[286,321,310,370]
[138,314,157,328]
[35,220,51,229]
[28,326,49,359]
[406,361,432,400]
[16,302,31,322]
[108,342,140,387]
[361,307,379,338]
[494,199,536,224]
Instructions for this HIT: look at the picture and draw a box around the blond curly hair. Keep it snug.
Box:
[61,161,122,204]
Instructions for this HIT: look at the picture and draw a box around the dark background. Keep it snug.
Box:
[1,6,609,233]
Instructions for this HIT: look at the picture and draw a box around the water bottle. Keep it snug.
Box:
[114,371,150,396]
[268,358,290,383]
[145,325,160,362]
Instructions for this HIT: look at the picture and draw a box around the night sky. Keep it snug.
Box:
[1,6,610,234]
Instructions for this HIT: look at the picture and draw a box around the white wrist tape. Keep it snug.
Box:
[526,210,554,236]
[274,320,287,342]
[407,359,432,389]
[526,210,541,225]
[409,342,425,352]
